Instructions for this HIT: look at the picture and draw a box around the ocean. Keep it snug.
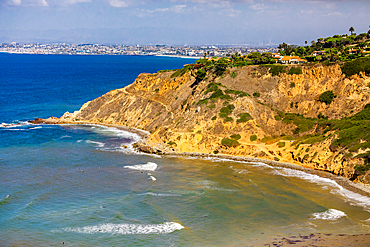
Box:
[1,53,370,246]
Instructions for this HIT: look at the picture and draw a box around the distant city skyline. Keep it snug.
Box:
[0,0,369,46]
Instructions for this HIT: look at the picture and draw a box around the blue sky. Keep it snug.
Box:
[0,0,369,45]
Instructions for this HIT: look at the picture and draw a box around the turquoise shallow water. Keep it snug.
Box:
[1,54,370,246]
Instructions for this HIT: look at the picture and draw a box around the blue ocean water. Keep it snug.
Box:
[1,53,370,246]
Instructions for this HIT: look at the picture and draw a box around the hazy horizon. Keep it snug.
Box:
[1,0,369,46]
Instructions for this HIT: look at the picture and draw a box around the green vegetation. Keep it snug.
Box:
[237,113,253,123]
[282,113,316,134]
[354,163,370,175]
[221,138,240,147]
[290,82,296,88]
[341,57,370,77]
[261,64,286,76]
[318,113,328,119]
[288,67,303,75]
[277,142,286,148]
[318,90,337,105]
[253,92,260,97]
[224,89,249,97]
[167,141,177,146]
[278,28,370,63]
[171,64,193,78]
[219,104,235,122]
[230,71,237,78]
[211,116,217,121]
[195,68,207,81]
[230,134,241,140]
[250,135,257,141]
[156,112,162,117]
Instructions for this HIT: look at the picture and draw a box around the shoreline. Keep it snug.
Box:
[160,151,370,198]
[32,119,370,198]
[30,119,370,245]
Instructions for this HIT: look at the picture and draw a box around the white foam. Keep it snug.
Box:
[0,123,18,128]
[85,140,105,147]
[311,209,346,220]
[30,126,42,130]
[124,162,158,171]
[249,162,275,168]
[141,192,180,197]
[271,167,370,211]
[60,222,184,235]
[86,124,141,142]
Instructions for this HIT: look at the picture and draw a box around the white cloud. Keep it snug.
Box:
[137,4,187,16]
[108,0,130,7]
[63,0,91,4]
[250,3,266,10]
[327,11,342,16]
[5,0,49,6]
[7,0,21,5]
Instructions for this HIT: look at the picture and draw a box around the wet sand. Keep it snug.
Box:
[259,233,370,247]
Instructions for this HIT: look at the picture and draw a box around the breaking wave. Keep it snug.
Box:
[58,222,184,235]
[311,209,346,220]
[124,162,158,171]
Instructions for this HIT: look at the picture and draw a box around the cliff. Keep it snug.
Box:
[47,63,370,184]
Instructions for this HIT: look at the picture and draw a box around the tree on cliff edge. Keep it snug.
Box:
[349,27,355,35]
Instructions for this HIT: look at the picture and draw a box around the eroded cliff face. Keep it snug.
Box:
[54,64,370,184]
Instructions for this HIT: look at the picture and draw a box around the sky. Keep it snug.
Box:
[0,0,369,46]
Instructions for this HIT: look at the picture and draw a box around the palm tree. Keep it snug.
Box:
[349,27,355,35]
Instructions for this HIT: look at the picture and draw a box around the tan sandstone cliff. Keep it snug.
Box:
[47,64,370,184]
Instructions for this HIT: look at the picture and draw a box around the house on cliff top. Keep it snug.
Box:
[279,56,307,64]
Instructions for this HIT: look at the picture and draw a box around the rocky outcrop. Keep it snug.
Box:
[48,63,370,184]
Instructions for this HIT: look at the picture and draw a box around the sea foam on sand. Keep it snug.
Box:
[312,209,347,220]
[124,162,158,171]
[60,222,184,234]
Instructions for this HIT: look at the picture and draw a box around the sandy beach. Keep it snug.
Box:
[259,233,370,247]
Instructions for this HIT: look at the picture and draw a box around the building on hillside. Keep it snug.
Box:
[311,51,325,56]
[272,53,282,58]
[348,48,360,55]
[279,56,307,64]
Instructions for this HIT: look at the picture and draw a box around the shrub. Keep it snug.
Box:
[230,134,241,140]
[219,104,235,118]
[221,138,240,147]
[354,163,370,175]
[288,67,302,75]
[224,117,233,122]
[171,65,193,78]
[225,89,249,97]
[341,57,370,77]
[277,142,286,148]
[290,82,296,88]
[267,65,286,76]
[349,108,370,120]
[253,92,260,97]
[195,69,207,81]
[167,141,177,146]
[274,115,281,121]
[211,116,217,121]
[318,113,328,119]
[250,135,257,141]
[237,113,253,123]
[231,71,237,78]
[319,90,336,105]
